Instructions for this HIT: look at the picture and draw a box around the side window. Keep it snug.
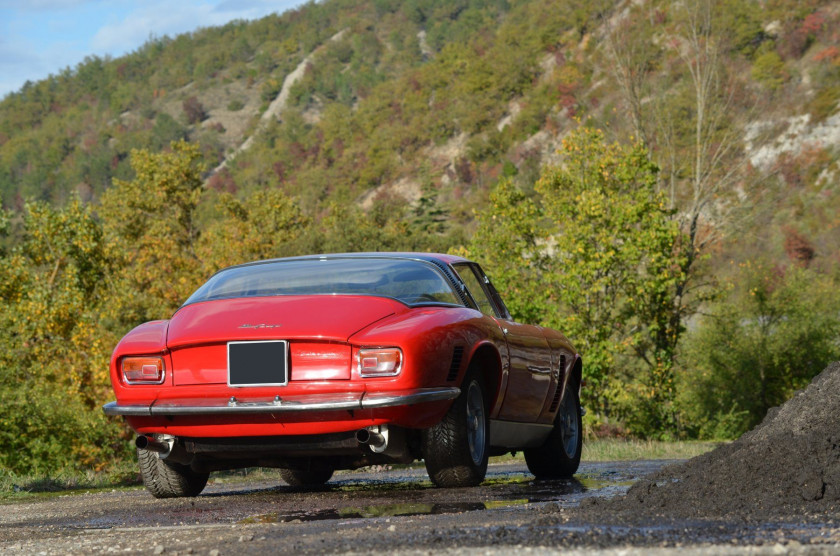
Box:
[453,264,498,317]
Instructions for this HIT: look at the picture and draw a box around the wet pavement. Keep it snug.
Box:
[1,460,839,554]
[224,460,646,525]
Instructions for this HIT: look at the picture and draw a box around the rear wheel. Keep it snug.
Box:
[525,380,582,479]
[137,448,209,498]
[422,369,488,487]
[279,465,334,487]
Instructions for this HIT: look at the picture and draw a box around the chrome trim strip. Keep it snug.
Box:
[103,402,152,416]
[360,387,460,408]
[102,387,461,417]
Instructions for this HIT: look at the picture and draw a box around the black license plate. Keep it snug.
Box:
[227,340,288,387]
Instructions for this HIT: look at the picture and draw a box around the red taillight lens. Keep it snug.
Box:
[357,348,402,377]
[122,357,165,384]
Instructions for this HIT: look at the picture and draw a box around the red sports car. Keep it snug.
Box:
[104,253,582,498]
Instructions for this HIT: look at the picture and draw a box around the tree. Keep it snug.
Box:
[463,178,547,326]
[99,140,205,325]
[602,3,662,150]
[602,1,774,430]
[198,189,308,272]
[605,0,761,346]
[0,199,126,473]
[411,183,448,236]
[536,127,686,435]
[681,263,840,439]
[607,0,756,222]
[468,127,687,436]
[310,200,412,254]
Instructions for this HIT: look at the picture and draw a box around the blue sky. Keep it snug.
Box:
[0,0,307,99]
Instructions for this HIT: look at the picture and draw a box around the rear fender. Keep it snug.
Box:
[110,320,169,374]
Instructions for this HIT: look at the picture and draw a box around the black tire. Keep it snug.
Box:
[422,369,489,487]
[137,448,209,498]
[525,380,582,479]
[279,465,334,487]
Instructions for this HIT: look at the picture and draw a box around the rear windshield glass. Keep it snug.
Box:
[184,258,462,306]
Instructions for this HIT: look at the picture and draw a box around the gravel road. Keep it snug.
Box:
[2,459,838,555]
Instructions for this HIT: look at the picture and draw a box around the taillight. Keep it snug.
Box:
[357,348,402,377]
[122,356,165,384]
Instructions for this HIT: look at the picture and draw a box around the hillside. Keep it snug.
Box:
[2,1,839,230]
[1,0,840,474]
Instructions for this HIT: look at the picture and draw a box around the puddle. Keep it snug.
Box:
[236,463,644,525]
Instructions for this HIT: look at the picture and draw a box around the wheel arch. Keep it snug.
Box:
[464,342,502,412]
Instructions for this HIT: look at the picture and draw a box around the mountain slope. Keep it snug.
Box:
[0,0,838,257]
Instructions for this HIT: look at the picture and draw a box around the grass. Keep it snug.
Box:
[0,460,142,502]
[489,438,722,465]
[582,438,722,461]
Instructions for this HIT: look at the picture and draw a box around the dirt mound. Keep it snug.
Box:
[583,361,840,521]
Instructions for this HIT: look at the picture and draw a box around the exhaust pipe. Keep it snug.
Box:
[136,435,194,465]
[356,426,388,453]
[136,435,173,456]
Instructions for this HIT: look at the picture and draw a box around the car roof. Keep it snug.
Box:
[226,252,472,271]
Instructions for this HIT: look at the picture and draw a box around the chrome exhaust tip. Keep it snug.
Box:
[135,435,173,457]
[356,426,388,453]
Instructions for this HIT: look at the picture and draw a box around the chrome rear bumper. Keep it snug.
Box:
[103,386,461,417]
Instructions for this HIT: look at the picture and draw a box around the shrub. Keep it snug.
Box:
[680,263,840,439]
[751,48,788,90]
[807,85,840,122]
[182,96,207,124]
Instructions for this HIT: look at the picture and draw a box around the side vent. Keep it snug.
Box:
[446,346,465,382]
[549,355,567,412]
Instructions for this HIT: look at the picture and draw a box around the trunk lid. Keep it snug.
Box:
[167,295,403,348]
[166,295,404,386]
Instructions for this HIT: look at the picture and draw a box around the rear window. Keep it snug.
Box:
[184,257,462,307]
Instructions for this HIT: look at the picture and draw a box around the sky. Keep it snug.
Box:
[0,0,308,99]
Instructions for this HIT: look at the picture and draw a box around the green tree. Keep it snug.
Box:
[311,200,411,254]
[464,178,547,325]
[537,127,686,436]
[681,263,840,439]
[468,127,687,436]
[751,47,788,90]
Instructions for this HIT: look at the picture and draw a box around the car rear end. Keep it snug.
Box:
[105,257,475,479]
